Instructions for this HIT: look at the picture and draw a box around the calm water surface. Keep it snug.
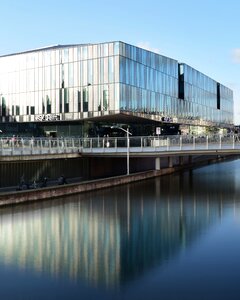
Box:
[0,159,240,299]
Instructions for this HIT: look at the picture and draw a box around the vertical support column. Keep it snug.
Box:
[168,157,173,168]
[90,139,93,152]
[72,138,74,151]
[40,139,43,154]
[179,136,182,150]
[179,156,184,165]
[31,138,34,155]
[188,156,192,164]
[57,138,59,153]
[11,138,14,155]
[155,157,161,170]
[49,138,51,153]
[127,130,130,175]
[64,138,66,152]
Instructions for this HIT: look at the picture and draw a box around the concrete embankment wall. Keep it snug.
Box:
[0,153,229,188]
[0,157,90,188]
[0,168,176,207]
[0,156,154,188]
[0,154,231,207]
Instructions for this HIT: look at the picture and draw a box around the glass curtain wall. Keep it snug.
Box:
[0,42,121,123]
[181,63,233,126]
[0,41,234,129]
[119,42,179,118]
[118,43,233,127]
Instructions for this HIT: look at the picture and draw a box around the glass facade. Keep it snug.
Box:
[0,42,121,124]
[119,43,178,117]
[0,41,234,136]
[180,63,233,126]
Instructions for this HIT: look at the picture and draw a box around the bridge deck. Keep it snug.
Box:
[0,135,239,161]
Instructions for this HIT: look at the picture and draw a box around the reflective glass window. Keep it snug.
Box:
[108,57,114,83]
[88,60,93,84]
[83,88,88,112]
[69,63,74,87]
[114,42,119,55]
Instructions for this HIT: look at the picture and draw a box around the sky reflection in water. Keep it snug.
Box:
[0,159,240,299]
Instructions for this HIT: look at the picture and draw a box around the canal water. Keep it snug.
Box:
[0,159,240,299]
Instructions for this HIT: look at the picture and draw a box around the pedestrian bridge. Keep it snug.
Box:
[0,135,239,160]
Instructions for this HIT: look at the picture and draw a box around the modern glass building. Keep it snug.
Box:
[0,41,234,137]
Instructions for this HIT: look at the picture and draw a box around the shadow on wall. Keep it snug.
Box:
[0,158,90,188]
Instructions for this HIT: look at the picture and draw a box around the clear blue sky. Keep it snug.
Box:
[1,0,240,124]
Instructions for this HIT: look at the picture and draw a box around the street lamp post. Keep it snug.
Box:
[111,126,132,175]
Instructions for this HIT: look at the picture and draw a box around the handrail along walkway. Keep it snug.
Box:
[0,135,240,157]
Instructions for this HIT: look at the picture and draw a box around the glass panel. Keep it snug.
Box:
[69,88,74,112]
[109,43,114,56]
[74,62,78,87]
[93,59,99,85]
[46,95,51,113]
[83,88,88,112]
[16,105,20,115]
[69,63,74,87]
[64,48,69,63]
[77,90,81,112]
[88,60,93,84]
[82,46,88,60]
[83,60,87,85]
[44,66,50,90]
[108,57,114,83]
[73,47,78,61]
[69,47,74,62]
[93,45,98,59]
[114,56,119,83]
[64,88,69,112]
[88,45,93,59]
[103,85,109,110]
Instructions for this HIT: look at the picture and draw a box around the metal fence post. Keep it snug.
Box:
[71,138,74,153]
[21,138,24,155]
[57,138,59,153]
[206,136,209,149]
[64,139,66,152]
[11,138,14,155]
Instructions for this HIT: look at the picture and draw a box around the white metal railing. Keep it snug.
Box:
[0,137,82,156]
[80,135,240,153]
[0,135,240,156]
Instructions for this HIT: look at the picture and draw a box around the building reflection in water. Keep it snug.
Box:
[0,161,239,288]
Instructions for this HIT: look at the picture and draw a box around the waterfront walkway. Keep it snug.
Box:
[0,135,239,159]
